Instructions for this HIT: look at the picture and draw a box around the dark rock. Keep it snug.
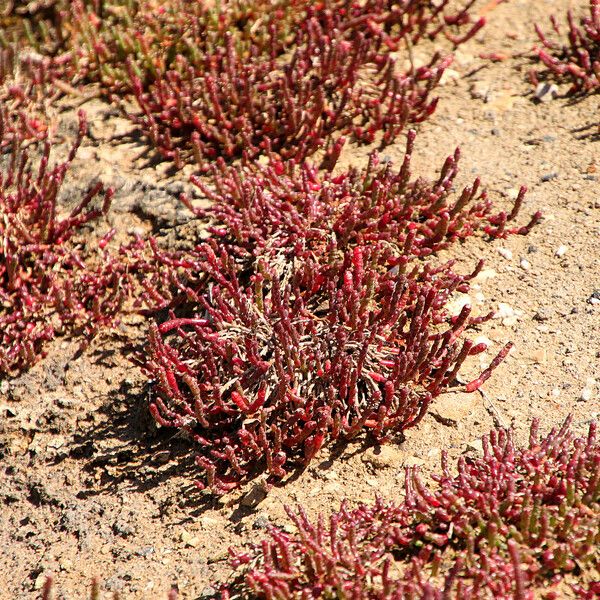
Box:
[587,290,600,305]
[253,515,271,530]
[113,515,137,538]
[28,481,59,507]
[540,172,558,182]
[533,308,552,322]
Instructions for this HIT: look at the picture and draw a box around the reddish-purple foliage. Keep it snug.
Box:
[0,112,123,373]
[185,130,540,262]
[0,46,59,148]
[29,0,484,92]
[347,0,485,48]
[227,417,600,599]
[118,0,485,170]
[141,135,539,493]
[127,19,448,170]
[145,243,493,493]
[6,2,486,168]
[533,0,600,93]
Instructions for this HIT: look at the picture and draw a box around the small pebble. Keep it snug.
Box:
[495,303,516,319]
[496,302,521,326]
[241,482,268,508]
[533,308,552,322]
[555,245,568,258]
[581,388,593,402]
[587,290,600,305]
[473,268,497,282]
[466,439,484,453]
[541,172,558,183]
[253,515,271,530]
[362,445,399,469]
[527,245,538,254]
[497,247,513,260]
[440,68,460,84]
[180,530,201,548]
[59,559,73,572]
[529,349,547,364]
[519,258,531,270]
[34,574,46,590]
[580,379,596,402]
[534,82,559,102]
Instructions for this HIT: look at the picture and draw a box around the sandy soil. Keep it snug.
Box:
[0,0,598,598]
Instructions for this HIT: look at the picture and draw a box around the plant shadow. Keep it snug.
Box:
[54,366,219,516]
[571,121,600,142]
[59,351,400,521]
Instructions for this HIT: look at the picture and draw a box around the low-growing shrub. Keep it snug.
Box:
[59,0,305,91]
[14,1,484,92]
[227,417,600,599]
[533,0,600,94]
[0,111,176,375]
[141,135,539,493]
[0,44,60,148]
[127,19,449,170]
[2,2,486,169]
[0,112,119,373]
[185,131,539,261]
[145,242,498,493]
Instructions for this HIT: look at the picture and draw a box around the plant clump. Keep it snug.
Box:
[3,1,486,170]
[7,1,484,92]
[227,417,600,599]
[0,42,61,148]
[0,111,176,375]
[533,0,600,94]
[0,112,115,373]
[141,134,539,493]
[126,18,449,170]
[185,131,539,262]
